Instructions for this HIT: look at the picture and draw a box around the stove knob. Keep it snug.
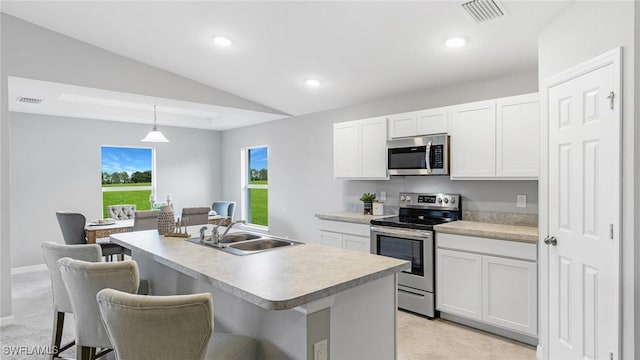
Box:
[400,196,406,201]
[437,197,442,203]
[444,198,449,204]
[450,197,456,204]
[405,196,412,201]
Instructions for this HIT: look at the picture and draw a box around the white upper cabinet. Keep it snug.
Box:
[451,93,539,179]
[496,93,540,178]
[333,117,388,179]
[388,107,448,139]
[450,100,497,178]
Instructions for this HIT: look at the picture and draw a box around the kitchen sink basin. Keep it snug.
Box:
[220,233,262,243]
[187,232,302,255]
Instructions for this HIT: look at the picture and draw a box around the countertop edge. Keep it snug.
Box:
[434,221,538,244]
[111,237,410,310]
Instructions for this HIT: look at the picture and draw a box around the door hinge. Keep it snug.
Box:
[606,91,615,110]
[609,351,614,360]
[609,224,614,239]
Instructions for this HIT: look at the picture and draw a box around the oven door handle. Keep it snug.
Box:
[370,226,433,239]
[425,140,432,175]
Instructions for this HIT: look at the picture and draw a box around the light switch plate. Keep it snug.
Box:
[379,190,387,202]
[517,195,527,208]
[314,339,328,360]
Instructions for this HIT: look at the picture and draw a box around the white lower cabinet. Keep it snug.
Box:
[436,233,537,337]
[317,219,371,253]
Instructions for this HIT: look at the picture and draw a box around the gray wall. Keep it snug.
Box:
[221,70,539,242]
[0,13,273,319]
[9,113,221,268]
[538,1,637,358]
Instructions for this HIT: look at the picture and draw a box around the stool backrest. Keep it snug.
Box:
[180,207,210,226]
[133,210,160,231]
[55,212,87,245]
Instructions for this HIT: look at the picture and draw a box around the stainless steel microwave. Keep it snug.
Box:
[387,135,449,176]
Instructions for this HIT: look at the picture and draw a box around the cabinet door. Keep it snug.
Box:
[496,93,539,178]
[319,231,343,249]
[416,107,448,135]
[482,255,537,336]
[387,112,416,139]
[436,248,482,320]
[450,100,496,178]
[343,234,370,253]
[333,121,360,178]
[359,117,388,178]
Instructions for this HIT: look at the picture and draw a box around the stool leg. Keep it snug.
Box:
[50,311,64,360]
[77,346,95,360]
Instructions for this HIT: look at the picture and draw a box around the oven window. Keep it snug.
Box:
[377,235,424,276]
[388,147,426,169]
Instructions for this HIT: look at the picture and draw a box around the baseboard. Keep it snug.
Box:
[439,312,538,346]
[11,263,47,275]
[0,315,14,327]
[536,344,543,359]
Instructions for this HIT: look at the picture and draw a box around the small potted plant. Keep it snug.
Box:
[360,193,377,215]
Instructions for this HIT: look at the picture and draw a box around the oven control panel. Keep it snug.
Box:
[399,192,460,210]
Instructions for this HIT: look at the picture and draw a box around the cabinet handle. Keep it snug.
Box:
[425,141,432,175]
[543,235,557,246]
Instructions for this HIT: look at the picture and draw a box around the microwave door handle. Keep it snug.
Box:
[425,141,432,175]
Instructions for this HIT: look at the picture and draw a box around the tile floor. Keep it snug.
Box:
[4,269,536,359]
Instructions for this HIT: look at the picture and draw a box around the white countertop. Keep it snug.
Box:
[110,225,409,310]
[315,211,395,225]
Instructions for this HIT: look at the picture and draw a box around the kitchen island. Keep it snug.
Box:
[110,225,409,360]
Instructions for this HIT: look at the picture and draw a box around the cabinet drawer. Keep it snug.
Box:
[437,233,536,261]
[317,219,370,237]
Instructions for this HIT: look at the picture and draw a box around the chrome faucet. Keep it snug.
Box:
[209,220,247,246]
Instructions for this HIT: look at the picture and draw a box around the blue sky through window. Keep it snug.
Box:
[101,146,152,174]
[249,147,268,170]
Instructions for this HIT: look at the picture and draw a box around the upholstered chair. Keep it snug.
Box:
[132,210,160,231]
[106,204,136,220]
[96,289,258,360]
[181,207,210,226]
[55,211,124,261]
[57,258,140,360]
[211,201,236,221]
[41,242,102,360]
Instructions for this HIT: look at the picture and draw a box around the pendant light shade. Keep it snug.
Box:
[142,105,170,142]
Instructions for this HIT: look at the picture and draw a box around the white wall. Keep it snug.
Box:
[9,112,221,268]
[221,71,539,242]
[538,1,637,358]
[634,1,640,355]
[0,13,274,318]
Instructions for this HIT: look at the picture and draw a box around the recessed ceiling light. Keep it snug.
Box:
[445,37,467,48]
[305,78,321,87]
[213,36,232,47]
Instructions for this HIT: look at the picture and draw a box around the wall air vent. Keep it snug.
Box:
[460,0,508,23]
[17,96,44,104]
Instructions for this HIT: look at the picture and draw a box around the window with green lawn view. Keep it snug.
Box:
[244,146,268,227]
[101,146,153,218]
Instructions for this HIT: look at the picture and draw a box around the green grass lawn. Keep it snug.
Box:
[102,183,152,187]
[102,190,151,218]
[249,188,268,226]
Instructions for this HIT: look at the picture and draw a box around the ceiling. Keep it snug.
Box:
[2,1,572,123]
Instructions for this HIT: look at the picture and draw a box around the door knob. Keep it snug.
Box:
[544,236,558,246]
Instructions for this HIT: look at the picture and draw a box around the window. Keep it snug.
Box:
[242,146,268,227]
[101,146,153,218]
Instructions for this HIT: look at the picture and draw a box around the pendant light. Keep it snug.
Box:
[141,105,170,142]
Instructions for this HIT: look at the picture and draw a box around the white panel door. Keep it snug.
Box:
[387,112,416,139]
[482,255,537,336]
[496,93,540,178]
[416,107,449,136]
[450,100,496,178]
[436,249,482,320]
[546,58,619,359]
[333,121,359,178]
[359,117,388,178]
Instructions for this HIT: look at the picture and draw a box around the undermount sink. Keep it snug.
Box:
[188,232,302,255]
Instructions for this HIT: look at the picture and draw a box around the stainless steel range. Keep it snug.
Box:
[370,192,461,318]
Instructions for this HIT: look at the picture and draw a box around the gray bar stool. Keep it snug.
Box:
[97,289,258,360]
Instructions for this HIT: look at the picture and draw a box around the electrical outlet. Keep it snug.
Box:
[314,339,328,360]
[517,195,527,208]
[379,190,386,202]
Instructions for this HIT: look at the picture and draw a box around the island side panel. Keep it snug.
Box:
[330,274,397,360]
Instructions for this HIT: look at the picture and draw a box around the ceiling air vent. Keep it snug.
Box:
[17,96,44,104]
[460,0,508,23]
